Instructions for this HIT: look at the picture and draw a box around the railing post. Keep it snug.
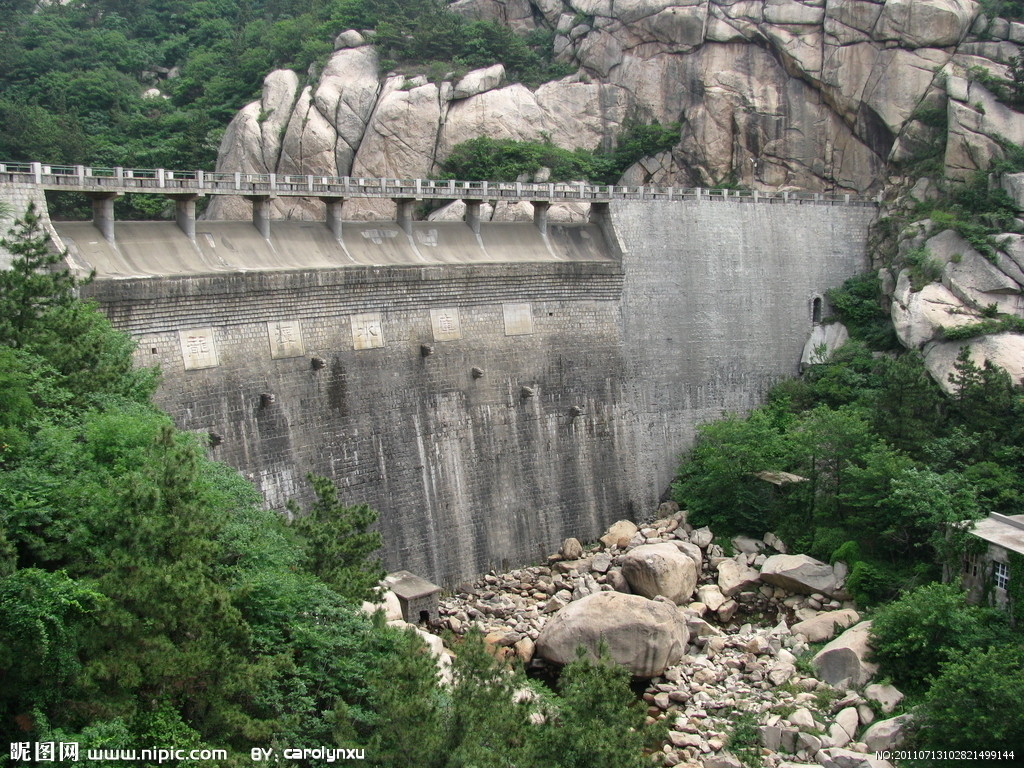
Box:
[157,168,166,188]
[482,180,489,198]
[783,190,789,203]
[269,173,277,191]
[76,165,85,185]
[753,189,759,203]
[198,170,205,187]
[234,172,241,191]
[415,178,422,196]
[31,162,42,184]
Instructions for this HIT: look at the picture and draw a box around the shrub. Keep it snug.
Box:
[909,644,1024,753]
[439,121,680,185]
[869,582,1011,692]
[826,273,898,350]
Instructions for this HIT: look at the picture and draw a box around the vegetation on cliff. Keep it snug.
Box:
[673,306,1024,603]
[0,0,566,206]
[439,121,681,185]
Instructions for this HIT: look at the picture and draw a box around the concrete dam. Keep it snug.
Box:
[2,166,877,585]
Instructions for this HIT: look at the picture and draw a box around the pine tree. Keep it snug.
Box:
[0,202,86,349]
[288,474,385,606]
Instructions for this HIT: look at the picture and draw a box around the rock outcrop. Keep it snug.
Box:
[620,542,698,603]
[208,0,1024,222]
[812,620,880,689]
[535,591,689,676]
[759,554,844,598]
[886,210,1024,392]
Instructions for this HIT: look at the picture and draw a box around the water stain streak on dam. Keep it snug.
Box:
[2,176,876,585]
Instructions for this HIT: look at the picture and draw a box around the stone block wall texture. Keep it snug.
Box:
[72,201,874,585]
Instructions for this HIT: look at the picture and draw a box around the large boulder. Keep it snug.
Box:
[874,0,977,48]
[864,683,904,715]
[759,554,841,597]
[621,542,698,604]
[791,609,860,643]
[812,620,879,689]
[862,714,912,752]
[891,271,980,349]
[453,64,506,99]
[716,557,762,597]
[360,589,403,622]
[600,519,638,549]
[535,591,689,677]
[924,334,1024,395]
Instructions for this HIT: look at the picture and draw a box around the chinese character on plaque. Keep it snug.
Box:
[351,313,385,350]
[267,320,305,359]
[178,328,220,370]
[430,308,462,341]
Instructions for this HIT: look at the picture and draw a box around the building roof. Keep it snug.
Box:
[969,513,1024,556]
[384,570,441,600]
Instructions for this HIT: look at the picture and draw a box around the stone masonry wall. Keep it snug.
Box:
[85,259,628,585]
[75,201,876,585]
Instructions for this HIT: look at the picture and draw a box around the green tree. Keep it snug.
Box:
[524,649,664,768]
[288,474,385,605]
[0,568,102,723]
[0,203,83,349]
[869,582,1011,692]
[0,205,156,405]
[672,406,792,535]
[909,644,1024,753]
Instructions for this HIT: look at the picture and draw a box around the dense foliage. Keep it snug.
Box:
[673,280,1024,604]
[368,637,664,768]
[440,122,682,185]
[868,582,1012,692]
[0,209,658,766]
[0,0,570,219]
[908,644,1024,753]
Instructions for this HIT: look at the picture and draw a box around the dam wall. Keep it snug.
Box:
[613,200,876,510]
[40,198,875,585]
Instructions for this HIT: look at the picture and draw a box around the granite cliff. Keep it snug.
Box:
[210,0,1021,219]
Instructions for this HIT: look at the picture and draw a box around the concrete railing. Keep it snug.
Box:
[0,161,881,207]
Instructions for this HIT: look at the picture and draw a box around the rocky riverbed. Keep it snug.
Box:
[373,506,911,768]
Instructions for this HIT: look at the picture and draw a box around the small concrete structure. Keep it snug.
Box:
[963,513,1024,610]
[383,570,441,625]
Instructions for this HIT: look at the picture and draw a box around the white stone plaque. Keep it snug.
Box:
[430,307,462,341]
[267,320,305,359]
[179,328,219,370]
[503,303,534,336]
[351,312,385,350]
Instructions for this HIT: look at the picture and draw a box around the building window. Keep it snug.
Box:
[964,553,980,578]
[994,560,1010,591]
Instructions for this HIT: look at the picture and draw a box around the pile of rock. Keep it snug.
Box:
[404,510,912,768]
